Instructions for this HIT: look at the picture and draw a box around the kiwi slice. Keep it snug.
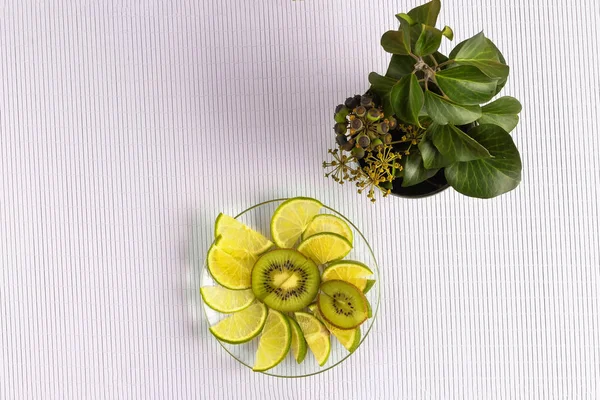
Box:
[251,249,320,312]
[317,280,368,329]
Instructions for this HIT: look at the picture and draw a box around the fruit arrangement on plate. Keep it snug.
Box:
[200,197,377,373]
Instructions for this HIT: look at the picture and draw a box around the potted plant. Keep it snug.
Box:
[323,0,522,201]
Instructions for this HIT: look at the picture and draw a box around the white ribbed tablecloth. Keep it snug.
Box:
[1,0,598,398]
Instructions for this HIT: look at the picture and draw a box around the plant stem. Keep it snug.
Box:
[428,54,438,67]
[436,59,456,69]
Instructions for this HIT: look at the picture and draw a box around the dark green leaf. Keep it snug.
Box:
[402,151,439,187]
[385,55,415,79]
[395,13,416,26]
[451,32,509,81]
[368,72,397,117]
[424,91,482,125]
[414,25,443,57]
[445,124,522,198]
[478,96,522,133]
[435,65,498,105]
[390,74,424,126]
[381,30,411,55]
[429,122,491,162]
[407,0,441,26]
[418,136,451,169]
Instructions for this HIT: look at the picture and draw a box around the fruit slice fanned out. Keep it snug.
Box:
[318,280,369,329]
[303,214,353,244]
[294,312,331,366]
[270,197,323,249]
[308,304,361,353]
[209,302,268,344]
[322,260,373,291]
[206,238,256,289]
[251,249,320,312]
[297,233,353,265]
[200,286,255,313]
[253,309,292,372]
[215,213,273,257]
[289,317,308,364]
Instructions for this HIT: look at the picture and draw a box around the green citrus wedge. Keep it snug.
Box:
[214,214,273,257]
[322,260,373,291]
[289,317,308,364]
[206,238,256,289]
[308,304,361,353]
[363,279,376,294]
[297,233,352,265]
[253,309,292,372]
[302,214,353,244]
[200,286,255,313]
[209,302,267,344]
[270,197,323,248]
[294,311,331,366]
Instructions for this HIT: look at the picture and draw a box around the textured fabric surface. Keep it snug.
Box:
[1,0,599,399]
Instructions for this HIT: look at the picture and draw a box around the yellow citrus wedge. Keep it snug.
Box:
[297,233,352,265]
[321,260,373,291]
[302,214,353,244]
[253,309,291,372]
[270,197,323,248]
[209,302,267,344]
[294,311,330,366]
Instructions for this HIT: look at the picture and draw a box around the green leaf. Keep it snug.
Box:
[395,13,416,26]
[414,25,443,57]
[442,26,454,40]
[407,0,441,26]
[390,74,424,126]
[424,91,482,125]
[478,96,522,133]
[402,151,439,187]
[381,30,411,55]
[368,72,397,117]
[434,65,498,105]
[385,55,415,80]
[429,123,491,162]
[445,124,522,198]
[451,32,509,81]
[418,136,451,169]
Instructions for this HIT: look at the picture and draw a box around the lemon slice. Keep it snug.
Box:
[270,197,323,248]
[302,214,353,244]
[297,233,352,265]
[289,317,308,364]
[253,309,292,372]
[206,239,256,289]
[309,304,361,353]
[294,311,330,366]
[200,286,255,313]
[215,213,273,257]
[322,260,373,291]
[209,302,267,344]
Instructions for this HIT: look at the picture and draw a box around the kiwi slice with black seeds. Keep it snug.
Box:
[317,280,369,329]
[251,249,320,312]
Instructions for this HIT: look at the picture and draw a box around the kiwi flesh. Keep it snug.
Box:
[251,249,320,312]
[317,280,368,329]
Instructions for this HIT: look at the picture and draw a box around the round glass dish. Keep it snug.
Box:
[200,198,380,378]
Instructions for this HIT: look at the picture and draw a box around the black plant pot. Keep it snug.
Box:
[389,169,449,198]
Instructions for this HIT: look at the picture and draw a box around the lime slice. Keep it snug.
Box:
[270,197,323,248]
[308,304,361,353]
[200,286,255,313]
[322,260,373,291]
[215,214,273,257]
[297,233,352,265]
[302,214,353,244]
[363,279,376,294]
[209,302,267,344]
[289,317,308,364]
[253,309,292,372]
[294,311,330,366]
[206,239,256,289]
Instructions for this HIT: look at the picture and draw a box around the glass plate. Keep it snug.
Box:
[200,198,380,377]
